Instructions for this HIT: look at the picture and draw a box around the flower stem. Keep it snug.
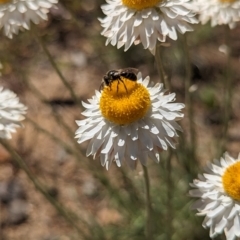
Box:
[142,164,153,240]
[32,29,80,106]
[219,26,232,156]
[166,150,173,239]
[183,34,196,162]
[155,43,171,91]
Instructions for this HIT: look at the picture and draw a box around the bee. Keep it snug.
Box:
[100,68,139,92]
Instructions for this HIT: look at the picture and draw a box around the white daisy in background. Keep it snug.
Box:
[190,152,240,240]
[75,70,184,169]
[0,87,27,139]
[0,0,58,38]
[192,0,240,29]
[99,0,198,53]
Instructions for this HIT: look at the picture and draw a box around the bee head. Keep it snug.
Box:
[103,75,110,85]
[107,70,119,80]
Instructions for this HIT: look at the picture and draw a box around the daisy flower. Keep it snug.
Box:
[75,70,184,169]
[192,0,240,29]
[0,87,27,139]
[189,152,240,240]
[99,0,198,53]
[0,0,58,38]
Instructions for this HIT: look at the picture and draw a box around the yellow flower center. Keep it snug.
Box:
[122,0,161,10]
[219,0,236,3]
[222,161,240,201]
[0,0,11,3]
[99,78,151,125]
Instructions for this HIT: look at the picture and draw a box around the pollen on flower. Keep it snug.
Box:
[222,161,240,201]
[122,0,161,10]
[99,78,151,125]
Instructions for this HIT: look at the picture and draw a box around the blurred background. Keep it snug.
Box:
[0,0,240,239]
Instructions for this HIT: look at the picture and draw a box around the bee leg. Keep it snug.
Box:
[120,79,128,93]
[117,80,119,92]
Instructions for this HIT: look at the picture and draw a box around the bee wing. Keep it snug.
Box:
[131,68,139,75]
[120,68,139,75]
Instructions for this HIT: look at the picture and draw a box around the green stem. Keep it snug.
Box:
[219,26,232,156]
[0,139,89,239]
[166,150,173,239]
[142,165,153,240]
[33,29,80,106]
[155,43,171,91]
[183,35,196,161]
